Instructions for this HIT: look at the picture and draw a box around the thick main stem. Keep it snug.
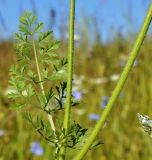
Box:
[75,2,152,160]
[32,38,56,132]
[63,0,75,136]
[59,0,75,159]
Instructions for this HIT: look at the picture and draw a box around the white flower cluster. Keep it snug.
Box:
[137,113,152,137]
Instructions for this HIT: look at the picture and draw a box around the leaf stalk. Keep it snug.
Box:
[32,38,56,132]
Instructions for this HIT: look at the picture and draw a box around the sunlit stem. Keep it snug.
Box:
[32,38,56,132]
[59,0,75,159]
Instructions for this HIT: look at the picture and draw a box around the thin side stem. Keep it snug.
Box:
[75,2,152,160]
[32,38,56,132]
[59,0,75,159]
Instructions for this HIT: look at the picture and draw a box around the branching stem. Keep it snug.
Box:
[32,38,56,132]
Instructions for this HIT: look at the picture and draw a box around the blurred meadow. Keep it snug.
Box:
[0,0,152,160]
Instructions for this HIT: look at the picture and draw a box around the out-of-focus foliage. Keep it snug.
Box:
[0,28,152,160]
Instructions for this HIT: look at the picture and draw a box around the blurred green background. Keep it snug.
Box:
[0,0,152,160]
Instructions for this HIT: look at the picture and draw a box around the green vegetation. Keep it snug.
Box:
[1,32,152,160]
[0,2,152,160]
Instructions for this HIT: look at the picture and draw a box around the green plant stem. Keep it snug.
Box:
[75,2,152,160]
[59,0,75,159]
[32,38,56,132]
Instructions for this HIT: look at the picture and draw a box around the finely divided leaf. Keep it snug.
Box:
[19,24,31,35]
[49,65,67,81]
[20,12,36,27]
[10,103,26,109]
[34,22,44,32]
[38,31,52,42]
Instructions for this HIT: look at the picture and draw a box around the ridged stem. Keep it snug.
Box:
[59,0,75,159]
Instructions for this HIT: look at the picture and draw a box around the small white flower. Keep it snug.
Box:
[137,113,152,136]
[0,129,5,137]
[22,90,28,96]
[74,34,80,41]
[90,77,108,84]
[75,109,85,115]
[110,74,120,82]
[94,78,108,84]
[66,34,80,41]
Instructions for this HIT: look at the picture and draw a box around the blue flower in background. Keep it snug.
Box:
[120,59,138,67]
[30,141,44,156]
[133,59,138,67]
[119,59,126,67]
[119,92,124,98]
[89,113,99,121]
[101,96,109,109]
[72,90,82,100]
